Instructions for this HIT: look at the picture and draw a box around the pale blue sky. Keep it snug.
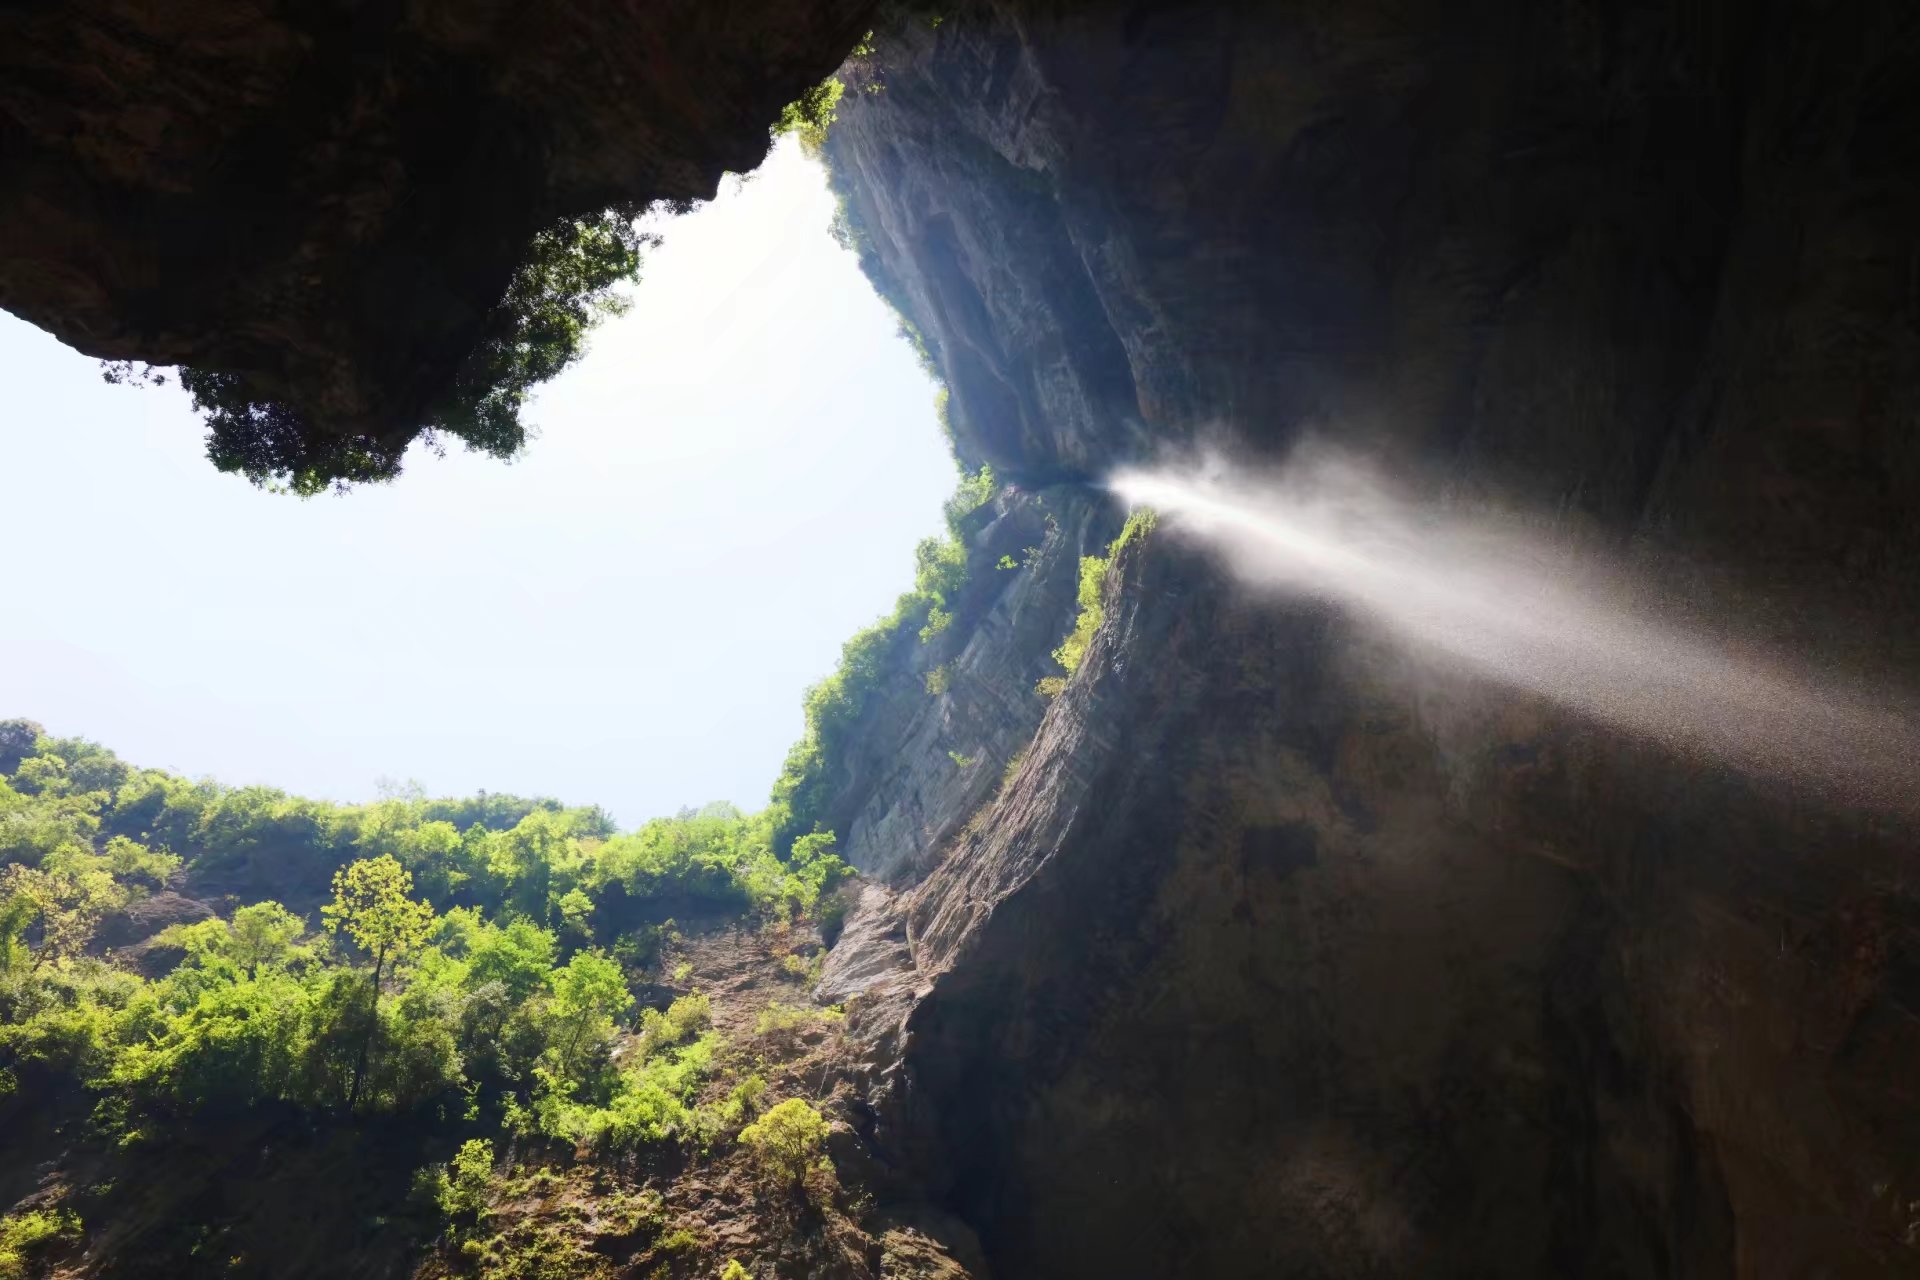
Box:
[0,138,956,825]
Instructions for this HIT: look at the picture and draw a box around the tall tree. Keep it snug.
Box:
[0,862,123,972]
[548,948,632,1077]
[0,720,40,777]
[228,901,305,977]
[322,855,434,1112]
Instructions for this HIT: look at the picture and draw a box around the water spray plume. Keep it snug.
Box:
[1110,452,1920,818]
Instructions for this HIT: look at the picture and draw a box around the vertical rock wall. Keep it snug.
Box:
[816,2,1920,1276]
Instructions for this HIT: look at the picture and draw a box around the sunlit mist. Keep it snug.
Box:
[1113,450,1920,817]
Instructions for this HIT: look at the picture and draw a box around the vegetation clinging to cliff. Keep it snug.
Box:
[1037,508,1154,697]
[773,77,846,155]
[769,466,996,855]
[0,1209,79,1280]
[183,210,646,495]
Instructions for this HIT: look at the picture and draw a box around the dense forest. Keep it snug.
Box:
[0,720,867,1278]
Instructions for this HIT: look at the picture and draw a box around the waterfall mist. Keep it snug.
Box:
[1110,451,1920,818]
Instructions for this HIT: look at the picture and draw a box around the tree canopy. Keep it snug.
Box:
[0,725,847,1132]
[323,855,435,971]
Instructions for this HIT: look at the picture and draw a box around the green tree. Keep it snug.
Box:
[227,902,305,977]
[321,855,435,1112]
[439,1137,495,1220]
[0,1208,81,1280]
[737,1097,830,1189]
[0,721,40,777]
[0,862,123,971]
[0,883,35,974]
[547,949,633,1077]
[101,836,180,887]
[455,914,556,1004]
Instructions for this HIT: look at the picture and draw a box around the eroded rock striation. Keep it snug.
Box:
[814,2,1920,1276]
[0,0,876,439]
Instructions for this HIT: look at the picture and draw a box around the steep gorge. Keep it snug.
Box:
[4,1,1920,1277]
[804,3,1920,1277]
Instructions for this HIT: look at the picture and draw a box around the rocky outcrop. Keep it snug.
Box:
[816,2,1920,1277]
[818,485,1116,883]
[0,0,876,440]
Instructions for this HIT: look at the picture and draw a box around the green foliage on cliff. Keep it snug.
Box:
[737,1097,829,1188]
[415,1136,496,1224]
[0,1208,80,1280]
[0,725,845,1152]
[423,211,646,463]
[1051,552,1111,677]
[768,467,997,855]
[514,988,718,1148]
[1038,509,1155,698]
[182,210,645,495]
[773,77,846,156]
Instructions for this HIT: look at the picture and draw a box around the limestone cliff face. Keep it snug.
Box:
[817,485,1115,884]
[815,3,1920,1277]
[0,0,876,437]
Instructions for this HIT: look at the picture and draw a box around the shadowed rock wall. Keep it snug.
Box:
[817,2,1920,1276]
[0,0,876,437]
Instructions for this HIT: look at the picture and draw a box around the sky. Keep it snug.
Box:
[0,137,958,827]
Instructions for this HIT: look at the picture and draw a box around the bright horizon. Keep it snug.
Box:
[0,138,958,827]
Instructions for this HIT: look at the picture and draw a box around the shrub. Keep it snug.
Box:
[444,1138,495,1217]
[636,993,710,1057]
[655,1227,702,1255]
[716,1074,768,1128]
[0,1209,80,1280]
[1051,554,1109,678]
[1037,509,1156,697]
[773,78,845,155]
[778,952,822,985]
[737,1098,830,1188]
[415,1137,494,1228]
[753,1002,843,1048]
[521,1031,721,1149]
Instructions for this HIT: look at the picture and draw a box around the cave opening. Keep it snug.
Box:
[5,2,1920,1277]
[0,136,959,826]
